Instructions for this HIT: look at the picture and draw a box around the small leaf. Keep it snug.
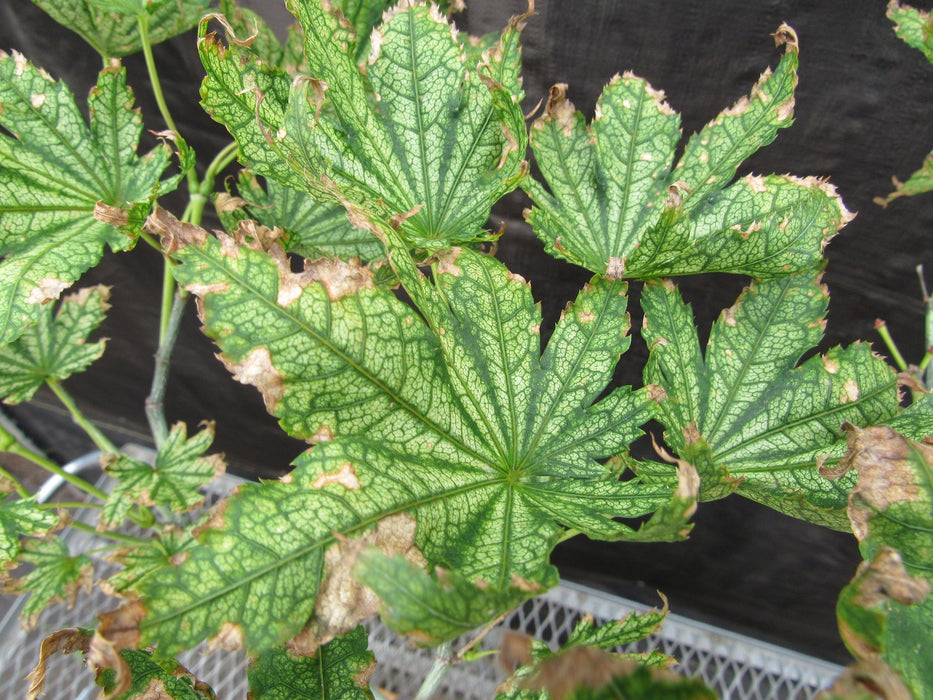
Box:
[96,648,216,700]
[100,422,225,529]
[877,150,933,205]
[0,496,60,567]
[248,627,375,700]
[642,273,901,528]
[0,55,173,344]
[34,0,212,58]
[564,599,667,650]
[0,285,110,403]
[103,526,197,597]
[887,0,933,63]
[525,26,848,280]
[2,536,93,627]
[498,607,685,700]
[355,549,557,646]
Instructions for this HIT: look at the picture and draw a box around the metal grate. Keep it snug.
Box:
[0,455,843,699]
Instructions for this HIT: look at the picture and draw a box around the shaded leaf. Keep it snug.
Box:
[355,549,557,646]
[217,169,384,261]
[115,209,676,657]
[100,422,225,529]
[562,665,717,700]
[525,26,849,280]
[201,1,528,248]
[248,626,375,700]
[836,425,933,699]
[0,55,173,344]
[34,0,212,58]
[2,536,93,626]
[0,496,60,567]
[641,273,901,528]
[0,285,109,403]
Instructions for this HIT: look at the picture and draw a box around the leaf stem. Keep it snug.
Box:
[918,266,933,389]
[46,380,119,455]
[201,141,239,195]
[37,501,99,510]
[557,527,580,544]
[0,423,108,502]
[137,12,198,195]
[414,642,453,700]
[874,319,908,371]
[68,520,151,546]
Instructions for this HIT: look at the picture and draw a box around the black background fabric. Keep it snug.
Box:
[2,0,933,662]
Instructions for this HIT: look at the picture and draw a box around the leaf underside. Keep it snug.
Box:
[34,0,212,58]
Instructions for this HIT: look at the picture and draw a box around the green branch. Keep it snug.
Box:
[0,422,107,502]
[46,380,119,455]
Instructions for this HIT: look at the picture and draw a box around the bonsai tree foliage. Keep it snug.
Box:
[0,0,930,698]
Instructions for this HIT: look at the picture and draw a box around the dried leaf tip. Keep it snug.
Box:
[773,23,799,52]
[144,206,207,254]
[538,83,576,136]
[507,0,536,31]
[202,12,260,48]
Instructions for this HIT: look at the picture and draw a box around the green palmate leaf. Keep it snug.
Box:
[218,170,384,261]
[248,626,375,700]
[641,272,901,529]
[525,26,850,280]
[2,536,93,625]
[355,549,557,646]
[0,285,109,403]
[33,0,212,58]
[96,649,215,700]
[103,525,197,596]
[201,0,528,248]
[888,0,933,63]
[0,496,60,567]
[836,425,933,699]
[0,55,174,345]
[121,209,679,656]
[99,422,225,529]
[497,607,677,700]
